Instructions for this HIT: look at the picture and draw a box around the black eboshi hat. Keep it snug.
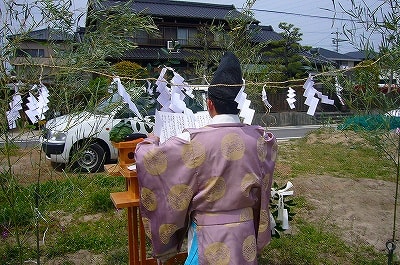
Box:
[208,51,243,103]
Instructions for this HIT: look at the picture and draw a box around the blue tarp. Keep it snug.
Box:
[338,114,400,131]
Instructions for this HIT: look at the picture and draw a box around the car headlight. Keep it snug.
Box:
[46,130,67,142]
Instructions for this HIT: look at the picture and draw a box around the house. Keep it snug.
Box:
[86,0,283,71]
[7,0,297,81]
[345,50,398,92]
[8,0,344,124]
[8,27,75,83]
[345,50,377,62]
[310,47,362,70]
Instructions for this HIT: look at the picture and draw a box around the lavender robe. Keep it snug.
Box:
[135,123,277,265]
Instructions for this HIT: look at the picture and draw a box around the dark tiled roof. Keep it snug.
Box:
[311,47,359,61]
[251,25,283,43]
[92,0,243,21]
[8,27,74,41]
[300,50,336,66]
[345,50,376,60]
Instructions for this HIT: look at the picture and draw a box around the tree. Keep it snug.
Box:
[264,22,310,79]
[186,0,270,112]
[334,2,400,263]
[111,61,148,80]
[351,59,382,111]
[49,1,158,114]
[0,1,158,264]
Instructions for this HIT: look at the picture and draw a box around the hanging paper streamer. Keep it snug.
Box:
[7,83,50,128]
[155,67,195,115]
[261,85,272,110]
[25,84,49,123]
[146,80,153,96]
[113,77,143,120]
[271,181,294,231]
[335,77,345,106]
[234,79,255,125]
[303,76,335,116]
[155,68,171,111]
[37,84,50,120]
[6,91,23,129]
[169,71,192,115]
[303,76,319,116]
[25,92,40,124]
[286,87,296,109]
[153,67,212,142]
[25,83,49,124]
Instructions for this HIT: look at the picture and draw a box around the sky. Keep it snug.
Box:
[2,0,388,54]
[213,0,385,53]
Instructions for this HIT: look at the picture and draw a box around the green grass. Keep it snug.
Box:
[45,214,127,257]
[277,128,395,180]
[260,219,387,265]
[0,128,398,264]
[0,174,127,264]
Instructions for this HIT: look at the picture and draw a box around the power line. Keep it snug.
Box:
[242,8,355,22]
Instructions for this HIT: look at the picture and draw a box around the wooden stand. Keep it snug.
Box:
[107,139,187,265]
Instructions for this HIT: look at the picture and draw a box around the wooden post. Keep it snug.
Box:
[108,139,187,265]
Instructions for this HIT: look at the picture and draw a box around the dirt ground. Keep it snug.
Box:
[288,130,399,255]
[3,147,67,185]
[292,175,399,252]
[3,137,400,261]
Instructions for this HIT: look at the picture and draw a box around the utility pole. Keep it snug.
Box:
[331,29,346,52]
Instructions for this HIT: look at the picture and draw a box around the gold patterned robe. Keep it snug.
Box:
[135,123,277,264]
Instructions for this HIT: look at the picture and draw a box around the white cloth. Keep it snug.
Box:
[210,114,240,124]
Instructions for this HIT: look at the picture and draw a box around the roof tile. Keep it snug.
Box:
[94,0,242,20]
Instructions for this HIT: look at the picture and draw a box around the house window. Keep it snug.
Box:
[177,28,197,45]
[16,49,45,57]
[163,27,177,40]
[177,28,188,45]
[159,27,198,46]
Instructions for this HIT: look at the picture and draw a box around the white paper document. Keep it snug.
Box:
[154,110,212,143]
[127,164,136,171]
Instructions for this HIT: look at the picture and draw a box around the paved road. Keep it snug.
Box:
[268,124,332,141]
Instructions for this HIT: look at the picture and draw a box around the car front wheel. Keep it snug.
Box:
[70,142,106,173]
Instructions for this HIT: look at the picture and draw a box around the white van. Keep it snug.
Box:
[41,93,154,172]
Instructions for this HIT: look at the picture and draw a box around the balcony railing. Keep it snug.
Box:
[130,37,214,48]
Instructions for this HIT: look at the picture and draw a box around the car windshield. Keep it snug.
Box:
[94,92,156,118]
[94,93,124,115]
[93,88,206,116]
